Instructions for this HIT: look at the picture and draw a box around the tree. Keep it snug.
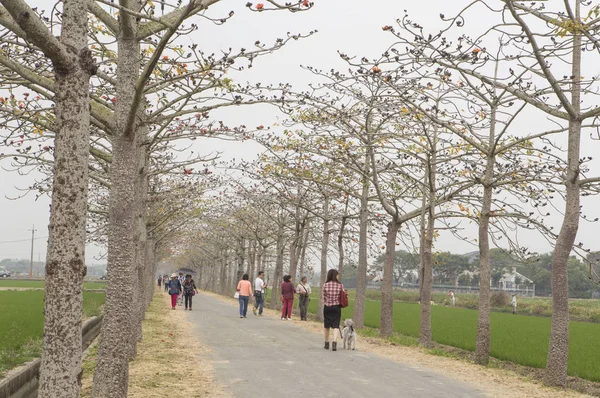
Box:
[0,2,95,396]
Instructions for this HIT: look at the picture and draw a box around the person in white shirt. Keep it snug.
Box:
[297,276,312,321]
[511,294,517,314]
[253,271,267,316]
[448,290,455,306]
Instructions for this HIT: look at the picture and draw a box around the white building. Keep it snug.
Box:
[497,267,534,290]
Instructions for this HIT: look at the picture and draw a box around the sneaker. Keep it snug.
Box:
[189,308,192,311]
[253,307,257,316]
[324,342,329,350]
[332,342,337,352]
[240,316,244,318]
[281,317,286,320]
[287,317,292,321]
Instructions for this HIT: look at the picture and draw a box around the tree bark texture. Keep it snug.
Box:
[353,156,370,328]
[270,226,285,310]
[546,3,581,385]
[475,105,497,365]
[93,15,141,394]
[298,224,309,279]
[380,219,400,337]
[36,1,94,395]
[546,122,580,385]
[318,196,330,322]
[236,237,246,282]
[420,152,436,347]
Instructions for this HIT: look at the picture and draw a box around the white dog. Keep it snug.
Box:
[342,319,357,350]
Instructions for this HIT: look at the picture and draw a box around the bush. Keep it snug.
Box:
[490,291,510,307]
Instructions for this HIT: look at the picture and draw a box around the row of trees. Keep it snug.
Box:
[170,0,600,389]
[0,0,312,397]
[2,0,600,393]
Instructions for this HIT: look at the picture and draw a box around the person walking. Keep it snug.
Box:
[177,272,185,306]
[168,273,182,310]
[297,276,312,321]
[236,274,253,318]
[280,275,296,320]
[448,290,455,306]
[253,271,267,316]
[157,275,162,290]
[163,275,169,292]
[322,269,345,351]
[511,294,517,315]
[183,274,198,311]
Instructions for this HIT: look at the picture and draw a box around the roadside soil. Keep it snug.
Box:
[81,293,228,397]
[205,290,593,398]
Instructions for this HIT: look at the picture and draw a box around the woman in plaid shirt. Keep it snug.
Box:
[322,269,345,351]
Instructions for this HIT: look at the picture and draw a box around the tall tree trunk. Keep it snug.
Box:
[220,251,228,295]
[546,5,581,382]
[236,237,246,282]
[298,224,309,279]
[318,196,330,322]
[37,1,93,395]
[337,197,349,275]
[257,244,264,275]
[93,4,141,395]
[475,104,497,365]
[131,133,148,357]
[354,155,370,329]
[420,149,436,347]
[270,225,285,310]
[380,219,400,337]
[248,240,257,279]
[93,134,139,397]
[145,238,156,307]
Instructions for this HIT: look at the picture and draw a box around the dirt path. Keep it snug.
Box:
[184,292,590,398]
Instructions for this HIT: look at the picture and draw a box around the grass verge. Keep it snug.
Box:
[81,294,227,397]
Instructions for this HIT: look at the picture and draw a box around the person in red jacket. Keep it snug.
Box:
[280,275,296,320]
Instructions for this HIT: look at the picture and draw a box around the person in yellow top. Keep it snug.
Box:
[236,274,253,318]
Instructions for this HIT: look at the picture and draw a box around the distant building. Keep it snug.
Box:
[497,267,534,290]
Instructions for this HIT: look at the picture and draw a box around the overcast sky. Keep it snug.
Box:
[1,0,599,266]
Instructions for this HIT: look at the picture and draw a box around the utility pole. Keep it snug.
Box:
[29,225,37,278]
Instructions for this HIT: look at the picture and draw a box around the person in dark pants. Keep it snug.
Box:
[157,276,162,289]
[322,269,345,351]
[253,271,267,316]
[183,274,198,311]
[296,276,312,321]
[237,273,253,318]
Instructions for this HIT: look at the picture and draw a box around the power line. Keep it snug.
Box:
[0,236,48,244]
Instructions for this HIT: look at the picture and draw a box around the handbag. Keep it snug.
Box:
[339,289,349,308]
[192,290,196,296]
[234,291,240,299]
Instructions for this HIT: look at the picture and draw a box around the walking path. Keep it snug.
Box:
[186,292,484,398]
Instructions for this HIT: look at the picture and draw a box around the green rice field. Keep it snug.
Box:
[0,290,105,376]
[303,297,600,382]
[0,280,106,290]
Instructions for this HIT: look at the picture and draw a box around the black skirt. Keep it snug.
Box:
[323,305,341,329]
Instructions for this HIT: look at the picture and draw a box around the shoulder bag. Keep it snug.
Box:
[339,288,349,308]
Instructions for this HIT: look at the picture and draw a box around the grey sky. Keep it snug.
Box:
[1,0,599,265]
